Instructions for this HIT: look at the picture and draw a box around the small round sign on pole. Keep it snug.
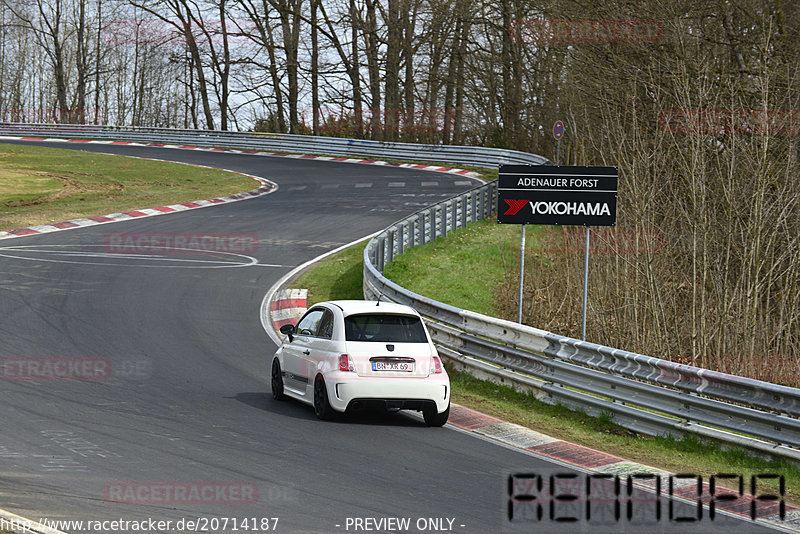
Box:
[553,120,564,140]
[553,120,564,166]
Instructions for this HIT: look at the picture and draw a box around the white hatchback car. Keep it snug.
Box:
[271,300,450,426]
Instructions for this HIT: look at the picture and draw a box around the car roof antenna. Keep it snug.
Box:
[376,295,382,306]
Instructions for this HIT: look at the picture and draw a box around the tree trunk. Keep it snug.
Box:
[384,0,401,141]
[442,15,460,144]
[311,0,319,134]
[271,0,302,133]
[181,14,215,130]
[93,0,102,124]
[401,0,417,141]
[364,0,381,140]
[75,0,87,124]
[218,0,230,130]
[350,0,363,137]
[453,0,470,144]
[499,0,523,148]
[43,0,69,123]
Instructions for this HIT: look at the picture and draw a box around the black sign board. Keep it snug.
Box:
[497,165,618,226]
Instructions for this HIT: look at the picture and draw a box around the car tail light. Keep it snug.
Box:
[339,354,355,372]
[432,355,443,374]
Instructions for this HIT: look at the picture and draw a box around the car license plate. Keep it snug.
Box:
[372,361,413,372]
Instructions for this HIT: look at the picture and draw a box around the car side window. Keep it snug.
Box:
[317,310,334,340]
[295,309,325,336]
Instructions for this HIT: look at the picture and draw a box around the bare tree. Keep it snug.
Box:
[131,0,216,129]
[5,0,71,122]
[269,0,303,132]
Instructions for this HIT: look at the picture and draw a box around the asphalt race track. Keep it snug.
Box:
[0,140,782,533]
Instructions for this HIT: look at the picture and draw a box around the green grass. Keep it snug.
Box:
[0,143,257,230]
[383,218,547,316]
[293,242,368,305]
[288,223,800,502]
[0,169,62,205]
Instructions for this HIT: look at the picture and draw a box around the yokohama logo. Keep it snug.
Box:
[531,201,611,216]
[504,199,611,217]
[503,199,529,215]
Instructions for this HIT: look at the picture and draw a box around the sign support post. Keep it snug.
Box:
[582,226,590,340]
[553,120,564,167]
[498,164,617,338]
[517,224,526,323]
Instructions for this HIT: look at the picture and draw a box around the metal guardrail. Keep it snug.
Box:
[363,181,800,461]
[0,122,550,168]
[5,121,797,460]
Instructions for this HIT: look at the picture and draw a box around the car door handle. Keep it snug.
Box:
[303,350,311,355]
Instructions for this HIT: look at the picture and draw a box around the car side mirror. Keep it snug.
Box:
[279,323,295,341]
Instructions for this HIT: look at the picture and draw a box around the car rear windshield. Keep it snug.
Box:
[344,314,428,343]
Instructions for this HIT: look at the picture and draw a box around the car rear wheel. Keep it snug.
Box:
[314,376,335,420]
[423,402,449,427]
[271,359,285,401]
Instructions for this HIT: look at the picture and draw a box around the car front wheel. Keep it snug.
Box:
[313,376,335,420]
[271,359,285,401]
[423,402,449,427]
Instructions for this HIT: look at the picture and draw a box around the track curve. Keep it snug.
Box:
[0,140,777,533]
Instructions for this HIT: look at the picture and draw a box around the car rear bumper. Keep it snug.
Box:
[327,373,450,413]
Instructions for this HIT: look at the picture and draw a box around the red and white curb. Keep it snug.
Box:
[260,233,379,347]
[447,404,798,530]
[0,156,276,240]
[1,135,482,240]
[0,135,483,179]
[270,288,308,331]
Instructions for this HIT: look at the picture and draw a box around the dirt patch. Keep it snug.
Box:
[4,172,124,207]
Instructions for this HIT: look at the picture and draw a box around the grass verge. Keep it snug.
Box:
[0,143,257,230]
[289,227,800,503]
[383,218,545,316]
[293,242,368,305]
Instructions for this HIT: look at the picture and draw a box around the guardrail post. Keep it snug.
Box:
[387,230,395,264]
[450,199,457,232]
[409,217,416,248]
[367,242,376,269]
[460,196,467,228]
[398,224,405,255]
[430,207,437,241]
[377,237,385,272]
[470,191,477,222]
